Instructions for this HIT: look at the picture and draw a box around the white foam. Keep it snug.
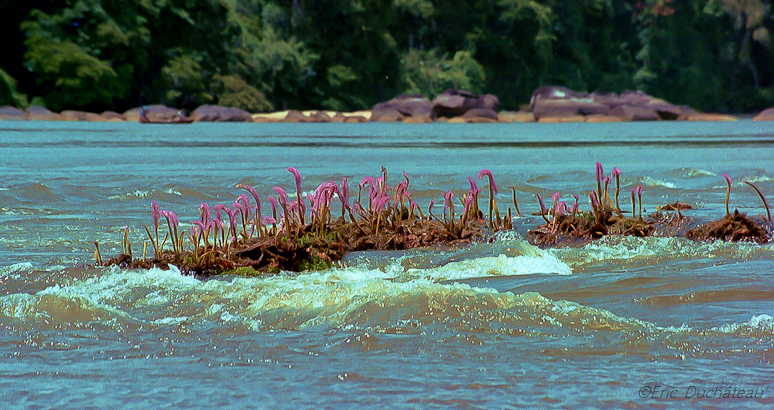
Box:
[641,176,678,189]
[714,314,774,334]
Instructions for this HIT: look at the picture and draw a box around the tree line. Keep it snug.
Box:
[0,0,772,113]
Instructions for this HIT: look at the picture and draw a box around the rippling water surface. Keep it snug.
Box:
[2,121,774,408]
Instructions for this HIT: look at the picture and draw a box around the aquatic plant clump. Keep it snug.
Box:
[96,167,516,276]
[95,164,772,276]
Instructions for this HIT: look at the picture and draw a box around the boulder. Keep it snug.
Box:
[462,108,499,121]
[431,89,498,118]
[370,103,404,122]
[61,110,88,121]
[753,108,774,121]
[190,105,252,122]
[282,110,312,123]
[100,111,125,121]
[532,98,609,120]
[0,106,26,120]
[124,105,178,122]
[497,111,535,123]
[388,94,433,117]
[610,105,660,121]
[26,106,63,121]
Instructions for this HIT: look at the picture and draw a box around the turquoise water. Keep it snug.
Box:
[1,120,774,408]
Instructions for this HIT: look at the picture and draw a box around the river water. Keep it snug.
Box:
[1,120,773,408]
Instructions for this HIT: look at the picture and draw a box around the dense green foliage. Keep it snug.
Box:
[0,0,772,112]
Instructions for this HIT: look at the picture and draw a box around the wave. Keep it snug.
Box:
[551,235,774,270]
[640,176,678,189]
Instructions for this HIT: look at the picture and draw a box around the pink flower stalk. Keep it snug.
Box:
[611,167,622,212]
[556,201,567,216]
[636,185,644,220]
[151,200,161,228]
[286,167,305,224]
[339,177,351,215]
[225,207,239,242]
[213,204,227,221]
[273,187,288,206]
[199,203,211,224]
[589,191,599,214]
[723,173,732,217]
[595,162,604,202]
[630,187,637,217]
[477,169,498,226]
[443,191,455,216]
[161,210,179,254]
[477,169,499,195]
[428,198,435,216]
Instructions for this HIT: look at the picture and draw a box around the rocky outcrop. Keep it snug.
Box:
[530,86,705,122]
[370,104,404,122]
[371,94,432,122]
[754,108,774,121]
[0,106,25,120]
[26,106,63,121]
[431,89,499,119]
[190,105,253,122]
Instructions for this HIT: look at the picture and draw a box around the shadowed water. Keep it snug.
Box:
[1,120,774,408]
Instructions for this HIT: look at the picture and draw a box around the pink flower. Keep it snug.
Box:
[151,200,160,227]
[443,191,455,215]
[611,167,622,177]
[273,187,288,206]
[477,169,498,195]
[595,162,604,184]
[287,167,302,195]
[199,203,211,224]
[723,173,732,186]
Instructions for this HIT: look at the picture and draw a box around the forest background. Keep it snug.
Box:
[1,0,773,114]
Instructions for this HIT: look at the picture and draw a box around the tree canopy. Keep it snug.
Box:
[0,0,772,113]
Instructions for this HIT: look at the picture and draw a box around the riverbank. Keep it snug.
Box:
[3,86,773,124]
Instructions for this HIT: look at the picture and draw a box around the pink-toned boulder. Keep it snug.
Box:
[26,106,63,121]
[190,105,252,122]
[431,89,499,118]
[371,104,404,122]
[610,105,660,121]
[0,106,25,120]
[753,108,774,121]
[344,115,368,123]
